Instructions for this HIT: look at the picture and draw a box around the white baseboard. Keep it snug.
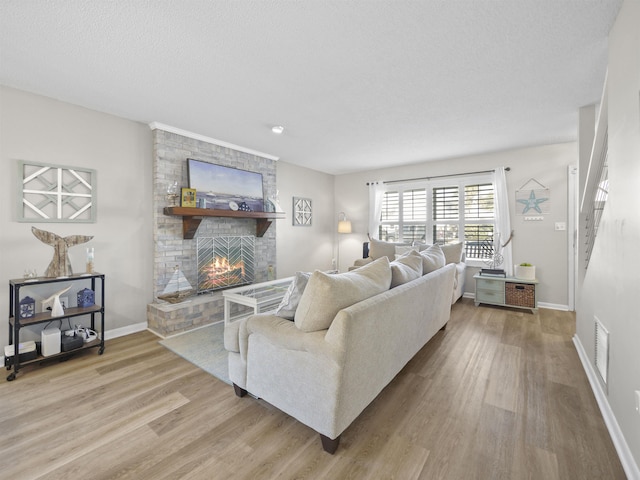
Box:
[464,292,570,312]
[103,321,148,341]
[573,334,640,480]
[537,301,570,311]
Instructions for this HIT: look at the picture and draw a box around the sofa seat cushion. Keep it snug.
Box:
[294,257,392,332]
[419,244,446,274]
[390,250,423,287]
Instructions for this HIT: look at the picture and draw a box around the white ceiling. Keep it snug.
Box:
[0,1,622,175]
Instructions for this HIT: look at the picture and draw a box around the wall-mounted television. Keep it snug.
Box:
[187,158,264,212]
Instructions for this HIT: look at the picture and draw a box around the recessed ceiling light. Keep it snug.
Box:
[271,125,284,134]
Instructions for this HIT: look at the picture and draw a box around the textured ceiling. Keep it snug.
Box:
[0,1,623,175]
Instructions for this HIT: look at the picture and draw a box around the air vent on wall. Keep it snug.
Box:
[594,317,609,387]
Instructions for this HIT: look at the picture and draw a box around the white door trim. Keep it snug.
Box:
[568,165,578,311]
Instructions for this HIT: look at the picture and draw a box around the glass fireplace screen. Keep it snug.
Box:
[196,236,255,293]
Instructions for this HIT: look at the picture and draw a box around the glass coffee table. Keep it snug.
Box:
[223,277,293,326]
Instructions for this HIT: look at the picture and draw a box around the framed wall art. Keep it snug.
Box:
[293,197,312,226]
[17,160,97,223]
[515,178,550,216]
[187,158,264,211]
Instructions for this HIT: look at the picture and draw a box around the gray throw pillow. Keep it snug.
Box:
[275,271,311,320]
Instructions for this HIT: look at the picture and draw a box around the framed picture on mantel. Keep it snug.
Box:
[187,158,264,212]
[181,188,196,208]
[293,197,312,226]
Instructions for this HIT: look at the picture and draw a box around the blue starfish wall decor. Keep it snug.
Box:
[517,190,549,214]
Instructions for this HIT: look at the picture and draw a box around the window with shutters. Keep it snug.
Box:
[378,175,495,260]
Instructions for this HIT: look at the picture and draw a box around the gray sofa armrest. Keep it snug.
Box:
[238,313,340,362]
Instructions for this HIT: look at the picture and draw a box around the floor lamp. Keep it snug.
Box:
[337,212,352,271]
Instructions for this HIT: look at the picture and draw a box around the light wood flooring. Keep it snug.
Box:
[0,298,627,479]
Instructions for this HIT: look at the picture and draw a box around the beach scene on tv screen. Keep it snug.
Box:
[187,159,264,212]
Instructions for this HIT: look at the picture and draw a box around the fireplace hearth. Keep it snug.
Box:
[197,236,255,293]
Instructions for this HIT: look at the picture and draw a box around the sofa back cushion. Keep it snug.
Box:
[441,242,464,264]
[390,250,423,287]
[294,256,392,332]
[368,238,410,261]
[394,245,419,258]
[419,244,446,274]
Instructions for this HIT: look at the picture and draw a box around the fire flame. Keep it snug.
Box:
[200,256,246,290]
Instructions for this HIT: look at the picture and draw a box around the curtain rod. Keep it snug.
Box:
[366,167,510,186]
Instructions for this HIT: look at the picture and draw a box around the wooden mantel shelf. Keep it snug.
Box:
[164,206,286,239]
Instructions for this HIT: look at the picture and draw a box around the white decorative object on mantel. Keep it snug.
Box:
[268,190,285,213]
[18,160,97,223]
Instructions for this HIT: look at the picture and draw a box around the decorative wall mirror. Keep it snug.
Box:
[17,160,97,223]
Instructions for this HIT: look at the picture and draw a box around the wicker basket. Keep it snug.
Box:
[505,282,535,308]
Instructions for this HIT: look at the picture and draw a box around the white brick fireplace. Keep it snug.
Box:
[147,125,278,336]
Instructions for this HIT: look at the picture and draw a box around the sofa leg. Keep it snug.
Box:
[320,434,340,454]
[233,383,247,397]
[439,322,448,331]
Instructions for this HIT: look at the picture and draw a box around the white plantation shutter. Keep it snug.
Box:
[375,174,498,260]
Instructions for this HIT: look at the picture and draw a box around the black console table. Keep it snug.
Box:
[6,273,105,381]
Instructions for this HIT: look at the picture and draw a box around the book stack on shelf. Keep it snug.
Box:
[480,268,506,277]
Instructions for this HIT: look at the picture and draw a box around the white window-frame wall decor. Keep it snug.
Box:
[17,160,97,223]
[292,197,312,226]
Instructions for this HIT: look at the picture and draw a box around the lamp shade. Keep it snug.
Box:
[338,220,352,233]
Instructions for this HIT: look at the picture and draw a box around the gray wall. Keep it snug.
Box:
[276,161,335,276]
[576,0,640,471]
[0,86,153,346]
[334,143,576,308]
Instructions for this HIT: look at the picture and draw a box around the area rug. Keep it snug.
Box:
[159,321,230,385]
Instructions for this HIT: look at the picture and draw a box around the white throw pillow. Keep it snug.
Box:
[412,242,433,252]
[275,271,311,320]
[294,257,392,332]
[394,245,419,259]
[369,238,409,261]
[441,242,464,264]
[419,244,446,274]
[390,250,423,287]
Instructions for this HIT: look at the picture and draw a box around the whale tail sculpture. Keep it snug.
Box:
[41,285,72,317]
[31,227,93,277]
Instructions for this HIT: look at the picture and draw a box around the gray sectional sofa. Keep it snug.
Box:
[225,255,456,453]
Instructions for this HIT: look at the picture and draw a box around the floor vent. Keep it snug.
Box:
[594,317,609,387]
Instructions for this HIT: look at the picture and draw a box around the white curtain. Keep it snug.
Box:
[493,167,513,276]
[368,181,385,239]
